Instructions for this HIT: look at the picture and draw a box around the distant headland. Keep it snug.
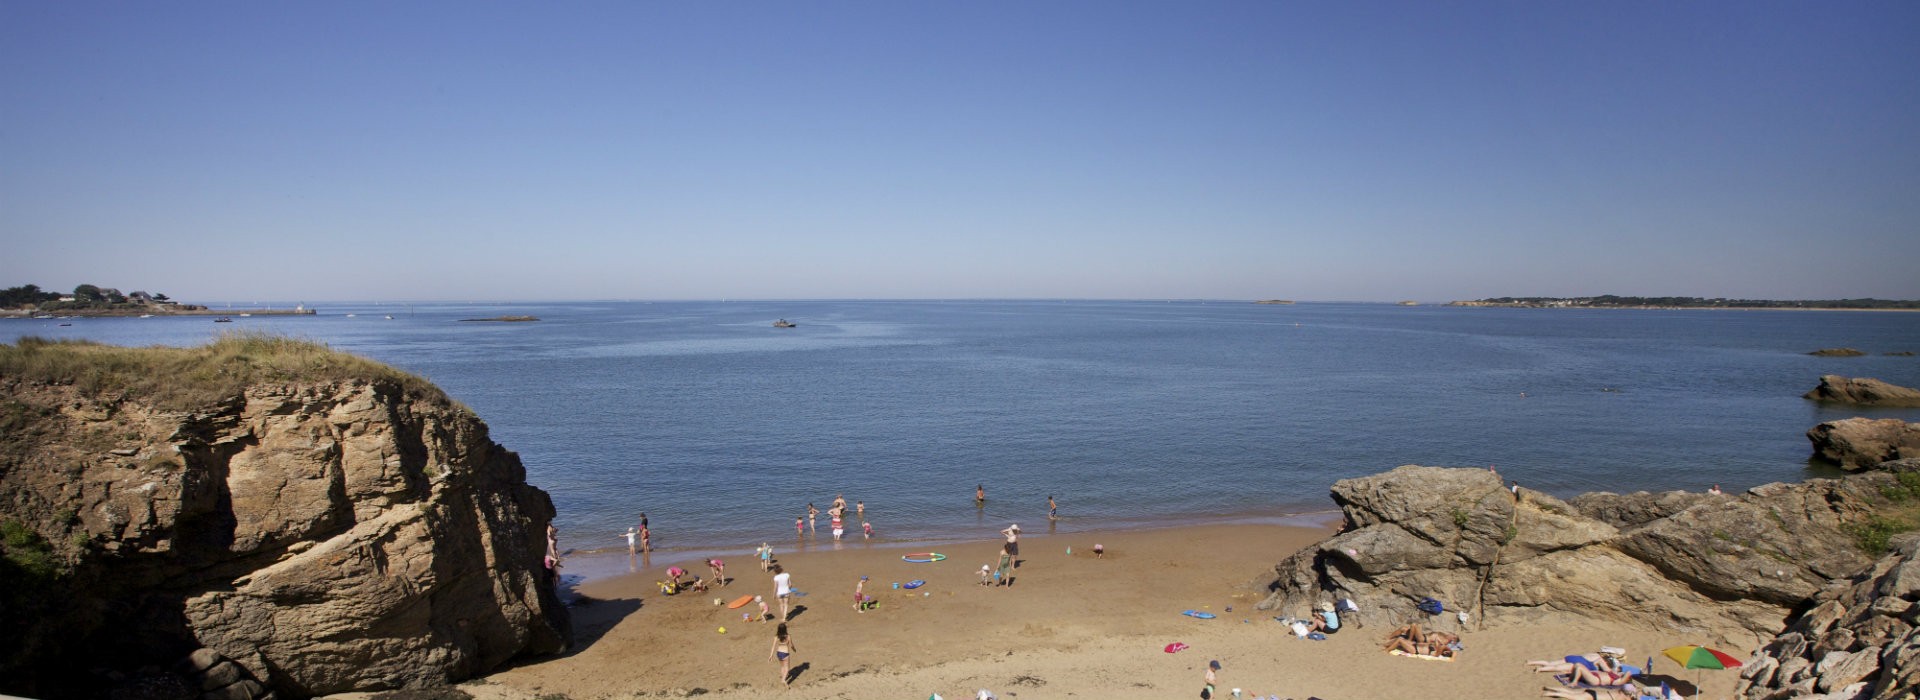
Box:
[1448,295,1920,310]
[1,283,315,318]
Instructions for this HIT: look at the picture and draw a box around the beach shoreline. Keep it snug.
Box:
[552,509,1347,586]
[474,520,1756,700]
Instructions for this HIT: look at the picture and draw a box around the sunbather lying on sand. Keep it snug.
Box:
[1541,682,1658,700]
[1529,648,1629,686]
[1527,653,1605,674]
[1382,623,1461,657]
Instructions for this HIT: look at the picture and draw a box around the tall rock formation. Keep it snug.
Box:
[0,339,569,699]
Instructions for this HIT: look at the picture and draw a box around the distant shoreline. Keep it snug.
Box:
[0,308,316,318]
[1449,295,1920,311]
[1447,302,1920,312]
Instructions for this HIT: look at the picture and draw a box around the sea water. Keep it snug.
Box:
[9,300,1919,570]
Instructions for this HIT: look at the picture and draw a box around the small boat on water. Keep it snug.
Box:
[773,319,797,328]
[138,314,153,318]
[213,317,232,323]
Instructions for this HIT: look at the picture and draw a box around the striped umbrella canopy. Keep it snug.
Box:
[1662,645,1743,670]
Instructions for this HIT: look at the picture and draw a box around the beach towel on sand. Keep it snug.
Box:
[1390,649,1455,662]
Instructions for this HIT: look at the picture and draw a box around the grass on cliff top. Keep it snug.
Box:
[0,332,452,411]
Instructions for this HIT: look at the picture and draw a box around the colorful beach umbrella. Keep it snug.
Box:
[1662,645,1743,670]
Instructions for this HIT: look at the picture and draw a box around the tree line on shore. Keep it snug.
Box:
[2,283,172,311]
[1463,295,1920,309]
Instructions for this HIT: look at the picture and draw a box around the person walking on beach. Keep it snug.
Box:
[772,564,793,620]
[758,542,773,571]
[546,524,559,559]
[1000,523,1021,563]
[807,503,818,534]
[769,622,797,686]
[1202,660,1221,699]
[853,576,868,613]
[993,547,1013,587]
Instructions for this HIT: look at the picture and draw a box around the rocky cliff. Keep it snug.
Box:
[0,337,570,699]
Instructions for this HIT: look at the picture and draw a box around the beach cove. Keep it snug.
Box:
[469,523,1752,700]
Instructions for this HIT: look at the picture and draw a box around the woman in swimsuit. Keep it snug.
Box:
[769,623,797,686]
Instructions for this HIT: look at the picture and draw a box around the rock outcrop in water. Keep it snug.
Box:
[0,338,570,699]
[1810,418,1920,471]
[1805,376,1920,408]
[1258,466,1882,636]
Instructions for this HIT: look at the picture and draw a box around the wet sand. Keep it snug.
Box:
[470,523,1758,699]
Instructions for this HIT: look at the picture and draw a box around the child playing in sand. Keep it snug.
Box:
[708,558,726,587]
[978,564,993,586]
[1093,543,1104,558]
[853,576,870,613]
[757,596,771,622]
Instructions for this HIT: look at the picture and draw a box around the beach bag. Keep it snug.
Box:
[1416,597,1444,615]
[1307,632,1327,641]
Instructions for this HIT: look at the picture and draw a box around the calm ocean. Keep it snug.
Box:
[9,301,1919,571]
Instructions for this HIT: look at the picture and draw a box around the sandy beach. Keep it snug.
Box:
[470,522,1762,700]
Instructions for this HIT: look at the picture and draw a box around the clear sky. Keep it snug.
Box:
[4,2,1917,302]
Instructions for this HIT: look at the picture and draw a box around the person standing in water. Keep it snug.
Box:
[1048,495,1058,521]
[807,503,819,534]
[976,484,985,506]
[856,500,865,521]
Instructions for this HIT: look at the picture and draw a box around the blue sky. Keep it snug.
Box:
[4,2,1917,302]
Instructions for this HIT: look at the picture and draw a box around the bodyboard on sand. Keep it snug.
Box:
[1390,649,1455,662]
[727,595,755,609]
[903,580,926,589]
[1182,610,1216,619]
